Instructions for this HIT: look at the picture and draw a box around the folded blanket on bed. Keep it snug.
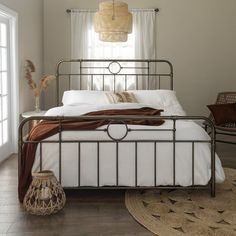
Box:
[18,107,164,202]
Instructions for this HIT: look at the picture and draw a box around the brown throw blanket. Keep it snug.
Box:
[18,107,164,202]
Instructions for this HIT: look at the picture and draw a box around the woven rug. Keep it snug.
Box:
[125,168,236,236]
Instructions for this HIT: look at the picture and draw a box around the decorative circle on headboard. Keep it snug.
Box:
[106,120,129,141]
[108,61,122,74]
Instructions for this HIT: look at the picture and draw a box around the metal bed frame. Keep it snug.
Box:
[19,59,216,197]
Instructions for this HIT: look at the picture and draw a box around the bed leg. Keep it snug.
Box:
[211,152,216,198]
[211,182,215,198]
[211,154,216,198]
[210,120,216,198]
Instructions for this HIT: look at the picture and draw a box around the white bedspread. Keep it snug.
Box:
[32,103,225,187]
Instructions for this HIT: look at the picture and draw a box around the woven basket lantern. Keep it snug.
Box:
[23,170,66,215]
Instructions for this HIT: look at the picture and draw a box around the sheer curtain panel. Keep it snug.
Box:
[71,9,156,90]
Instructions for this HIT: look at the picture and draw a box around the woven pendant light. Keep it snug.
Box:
[94,1,133,42]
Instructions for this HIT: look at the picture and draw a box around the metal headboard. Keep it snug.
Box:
[56,59,173,106]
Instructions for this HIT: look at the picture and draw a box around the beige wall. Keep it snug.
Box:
[0,0,43,113]
[43,0,236,115]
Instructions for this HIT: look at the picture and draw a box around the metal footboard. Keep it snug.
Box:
[18,115,216,197]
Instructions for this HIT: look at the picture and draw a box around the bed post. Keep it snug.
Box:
[211,122,216,197]
[56,60,64,107]
[18,122,23,178]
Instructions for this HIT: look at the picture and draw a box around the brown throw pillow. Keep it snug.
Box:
[106,92,138,104]
[207,103,236,125]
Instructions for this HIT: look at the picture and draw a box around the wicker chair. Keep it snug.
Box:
[206,92,236,145]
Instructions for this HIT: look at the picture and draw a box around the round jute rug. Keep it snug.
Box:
[125,168,236,236]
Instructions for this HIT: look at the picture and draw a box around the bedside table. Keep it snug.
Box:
[22,110,46,133]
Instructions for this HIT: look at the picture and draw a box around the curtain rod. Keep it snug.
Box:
[66,8,159,13]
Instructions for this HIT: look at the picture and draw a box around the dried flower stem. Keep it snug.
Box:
[24,60,55,98]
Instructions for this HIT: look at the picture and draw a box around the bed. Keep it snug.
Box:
[18,59,225,201]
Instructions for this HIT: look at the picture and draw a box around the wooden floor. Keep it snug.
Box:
[0,143,235,236]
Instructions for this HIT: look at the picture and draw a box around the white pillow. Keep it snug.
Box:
[62,89,186,116]
[128,90,164,107]
[128,90,186,116]
[62,90,107,106]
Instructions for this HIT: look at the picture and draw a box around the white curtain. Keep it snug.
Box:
[71,11,95,59]
[133,11,156,59]
[71,9,156,89]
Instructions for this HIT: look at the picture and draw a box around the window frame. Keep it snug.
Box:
[0,4,19,153]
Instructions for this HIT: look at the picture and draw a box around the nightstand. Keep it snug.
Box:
[22,110,46,133]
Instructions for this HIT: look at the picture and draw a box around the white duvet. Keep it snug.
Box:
[32,103,225,187]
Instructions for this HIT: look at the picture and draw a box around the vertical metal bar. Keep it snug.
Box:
[102,75,105,91]
[18,141,22,178]
[154,142,157,186]
[18,124,23,178]
[59,119,62,184]
[40,142,42,171]
[97,142,100,187]
[173,119,176,185]
[116,142,119,186]
[136,75,138,90]
[91,75,94,90]
[135,141,138,187]
[125,75,127,91]
[154,61,157,89]
[147,61,150,90]
[56,77,60,106]
[169,62,174,90]
[114,75,116,92]
[159,76,161,89]
[80,60,82,90]
[192,142,195,186]
[56,63,60,106]
[69,75,71,90]
[78,142,80,187]
[154,75,157,89]
[211,124,216,197]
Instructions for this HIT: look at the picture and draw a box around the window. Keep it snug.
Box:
[0,4,18,160]
[86,27,136,90]
[87,27,135,59]
[71,10,156,90]
[0,17,9,145]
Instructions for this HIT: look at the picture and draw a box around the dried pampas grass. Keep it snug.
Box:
[24,60,55,97]
[25,60,37,90]
[40,75,55,90]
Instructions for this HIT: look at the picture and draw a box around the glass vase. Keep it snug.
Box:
[35,96,40,113]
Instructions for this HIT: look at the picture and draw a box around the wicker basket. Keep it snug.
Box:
[23,170,66,215]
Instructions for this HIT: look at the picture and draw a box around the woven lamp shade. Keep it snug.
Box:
[94,1,133,42]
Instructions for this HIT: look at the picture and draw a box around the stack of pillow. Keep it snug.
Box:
[62,90,186,116]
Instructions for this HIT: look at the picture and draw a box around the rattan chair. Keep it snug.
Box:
[206,92,236,145]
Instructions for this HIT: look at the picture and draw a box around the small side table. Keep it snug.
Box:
[22,110,46,133]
